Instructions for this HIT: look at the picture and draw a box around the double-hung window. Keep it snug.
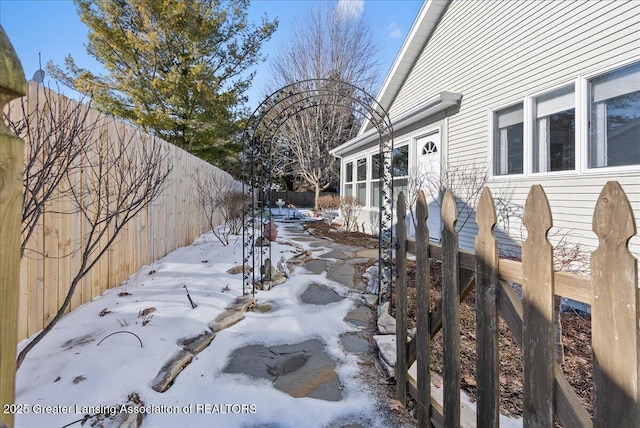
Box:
[494,103,524,175]
[588,62,640,168]
[533,85,575,173]
[370,153,382,207]
[356,158,367,204]
[492,61,640,177]
[344,161,353,197]
[392,144,409,203]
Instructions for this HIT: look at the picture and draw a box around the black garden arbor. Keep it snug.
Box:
[241,78,395,304]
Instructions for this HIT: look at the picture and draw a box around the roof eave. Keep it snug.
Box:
[331,91,462,157]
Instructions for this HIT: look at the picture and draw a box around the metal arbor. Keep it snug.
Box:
[241,78,394,304]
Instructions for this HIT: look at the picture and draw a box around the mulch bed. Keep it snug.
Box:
[303,221,594,421]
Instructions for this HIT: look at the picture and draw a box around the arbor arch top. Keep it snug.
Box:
[241,78,395,303]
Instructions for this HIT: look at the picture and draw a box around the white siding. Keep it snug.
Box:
[384,0,640,260]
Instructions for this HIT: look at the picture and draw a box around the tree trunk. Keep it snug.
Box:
[314,182,321,211]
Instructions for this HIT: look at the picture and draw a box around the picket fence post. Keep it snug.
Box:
[522,185,555,426]
[591,181,639,427]
[441,189,461,427]
[475,187,499,427]
[415,190,431,427]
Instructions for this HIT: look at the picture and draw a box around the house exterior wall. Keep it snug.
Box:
[381,0,640,259]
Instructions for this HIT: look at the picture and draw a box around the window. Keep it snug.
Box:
[392,144,409,204]
[371,153,381,207]
[356,158,367,204]
[344,161,353,197]
[494,103,524,175]
[422,141,438,155]
[392,145,409,177]
[533,85,575,172]
[588,62,640,168]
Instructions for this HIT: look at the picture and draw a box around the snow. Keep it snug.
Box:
[14,217,389,428]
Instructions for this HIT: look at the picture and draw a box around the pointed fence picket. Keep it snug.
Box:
[394,181,638,428]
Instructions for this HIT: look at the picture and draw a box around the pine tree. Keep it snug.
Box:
[49,0,277,172]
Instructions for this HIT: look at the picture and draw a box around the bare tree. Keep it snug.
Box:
[192,171,244,245]
[4,85,97,257]
[266,3,381,209]
[16,120,171,369]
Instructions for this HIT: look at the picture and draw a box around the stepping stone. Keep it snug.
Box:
[208,310,244,332]
[340,332,371,354]
[344,304,373,328]
[326,263,354,288]
[318,250,349,260]
[151,350,193,392]
[354,249,380,259]
[253,301,277,313]
[223,339,343,401]
[327,244,362,253]
[302,259,330,275]
[226,264,249,275]
[177,331,215,354]
[227,296,254,312]
[309,241,331,248]
[345,257,371,265]
[288,237,319,242]
[300,283,343,305]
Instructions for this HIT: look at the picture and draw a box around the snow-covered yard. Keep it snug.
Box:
[15,218,390,428]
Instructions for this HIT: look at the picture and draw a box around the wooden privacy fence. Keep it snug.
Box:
[394,181,638,428]
[6,82,236,341]
[268,191,336,209]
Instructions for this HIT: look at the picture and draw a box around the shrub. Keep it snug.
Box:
[340,196,363,231]
[316,194,340,224]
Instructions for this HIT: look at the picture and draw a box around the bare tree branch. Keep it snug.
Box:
[265,3,381,208]
[192,171,244,245]
[16,117,172,369]
[4,86,98,257]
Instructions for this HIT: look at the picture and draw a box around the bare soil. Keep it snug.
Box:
[304,221,594,422]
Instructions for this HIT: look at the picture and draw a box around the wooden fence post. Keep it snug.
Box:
[592,181,639,427]
[441,189,460,427]
[475,187,499,427]
[522,185,555,427]
[0,25,27,428]
[415,190,431,427]
[396,191,408,404]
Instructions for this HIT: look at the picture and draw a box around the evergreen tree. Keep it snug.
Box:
[49,0,277,172]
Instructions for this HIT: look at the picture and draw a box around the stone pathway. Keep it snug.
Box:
[149,220,406,428]
[221,222,384,427]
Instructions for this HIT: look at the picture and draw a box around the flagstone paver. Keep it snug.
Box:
[299,283,343,305]
[153,219,395,426]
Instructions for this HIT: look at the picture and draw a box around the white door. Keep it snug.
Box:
[416,130,442,241]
